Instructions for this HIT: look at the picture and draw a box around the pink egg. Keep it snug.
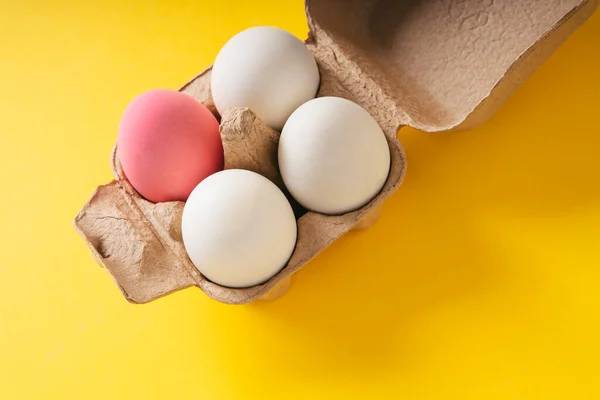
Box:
[117,89,223,203]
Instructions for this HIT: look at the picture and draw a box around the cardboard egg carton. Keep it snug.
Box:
[74,0,598,304]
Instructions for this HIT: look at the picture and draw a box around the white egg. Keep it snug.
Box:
[278,97,390,215]
[181,169,297,288]
[211,26,320,131]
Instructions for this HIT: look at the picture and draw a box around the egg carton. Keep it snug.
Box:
[74,0,598,304]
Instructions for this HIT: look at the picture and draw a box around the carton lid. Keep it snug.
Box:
[306,0,598,131]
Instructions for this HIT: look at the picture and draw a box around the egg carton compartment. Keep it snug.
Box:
[74,63,406,304]
[74,0,597,304]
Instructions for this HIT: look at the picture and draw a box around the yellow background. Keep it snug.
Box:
[1,1,600,399]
